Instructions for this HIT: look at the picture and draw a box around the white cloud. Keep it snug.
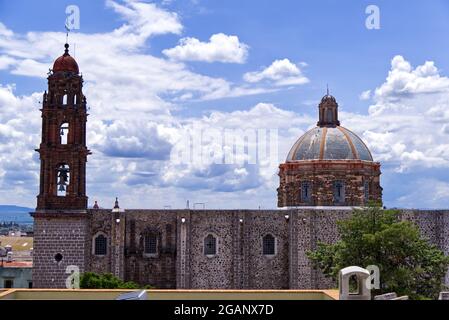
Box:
[339,56,449,171]
[160,103,314,193]
[163,33,249,63]
[0,1,300,208]
[374,55,449,101]
[0,55,16,70]
[396,179,449,209]
[1,1,448,210]
[106,0,183,39]
[0,3,274,106]
[243,59,309,86]
[359,89,371,100]
[88,53,449,209]
[0,85,41,205]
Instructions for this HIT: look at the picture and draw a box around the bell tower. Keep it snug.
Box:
[32,43,91,288]
[36,43,90,210]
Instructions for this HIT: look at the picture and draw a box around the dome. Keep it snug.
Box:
[287,126,373,161]
[52,44,79,74]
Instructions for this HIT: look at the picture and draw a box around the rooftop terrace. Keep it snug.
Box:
[0,289,339,300]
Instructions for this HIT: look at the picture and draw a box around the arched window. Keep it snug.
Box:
[144,234,158,255]
[301,181,312,203]
[364,180,370,202]
[94,234,107,256]
[325,108,333,122]
[262,234,276,255]
[60,122,69,145]
[62,94,68,105]
[204,234,217,256]
[56,164,70,196]
[333,180,345,204]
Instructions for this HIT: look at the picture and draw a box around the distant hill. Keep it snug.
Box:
[0,205,34,224]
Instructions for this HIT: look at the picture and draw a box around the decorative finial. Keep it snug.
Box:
[326,84,329,96]
[93,201,99,209]
[64,23,70,56]
[64,43,69,56]
[114,197,120,209]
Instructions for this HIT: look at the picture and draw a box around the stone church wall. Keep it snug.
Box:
[87,209,113,274]
[122,210,177,288]
[76,208,449,290]
[244,210,289,289]
[175,210,290,289]
[187,211,235,289]
[399,210,449,285]
[288,208,449,289]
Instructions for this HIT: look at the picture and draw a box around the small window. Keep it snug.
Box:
[364,180,369,202]
[144,234,158,255]
[60,122,69,145]
[262,234,276,255]
[62,94,68,105]
[204,234,217,256]
[333,181,345,204]
[94,234,107,255]
[4,279,13,288]
[301,181,312,203]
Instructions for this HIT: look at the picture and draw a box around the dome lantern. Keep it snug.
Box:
[317,88,340,127]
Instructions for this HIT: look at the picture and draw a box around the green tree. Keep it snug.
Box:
[80,272,141,289]
[307,205,449,299]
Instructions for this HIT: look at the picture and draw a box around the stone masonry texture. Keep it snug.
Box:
[32,208,449,289]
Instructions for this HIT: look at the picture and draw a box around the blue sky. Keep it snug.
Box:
[0,0,449,209]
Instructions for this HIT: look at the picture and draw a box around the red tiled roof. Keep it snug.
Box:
[0,261,32,268]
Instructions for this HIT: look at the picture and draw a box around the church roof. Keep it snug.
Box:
[287,125,373,161]
[52,43,79,74]
[287,92,374,162]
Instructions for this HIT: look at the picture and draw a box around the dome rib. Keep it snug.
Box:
[318,127,327,159]
[286,127,316,161]
[340,126,374,161]
[337,126,359,159]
